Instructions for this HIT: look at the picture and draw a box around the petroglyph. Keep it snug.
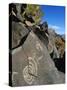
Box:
[23,66,35,85]
[38,55,43,61]
[28,57,38,76]
[36,41,43,51]
[23,57,38,85]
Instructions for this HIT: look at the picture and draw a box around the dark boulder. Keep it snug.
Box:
[53,52,65,73]
[24,13,35,23]
[40,22,49,35]
[9,3,17,16]
[21,4,27,14]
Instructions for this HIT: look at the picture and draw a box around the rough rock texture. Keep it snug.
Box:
[48,28,65,59]
[9,3,65,87]
[55,35,65,58]
[48,29,59,58]
[12,31,65,86]
[12,21,29,49]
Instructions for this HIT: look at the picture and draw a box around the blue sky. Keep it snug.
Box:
[40,5,65,35]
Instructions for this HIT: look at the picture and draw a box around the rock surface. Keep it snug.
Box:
[9,3,65,86]
[12,31,65,86]
[12,21,29,49]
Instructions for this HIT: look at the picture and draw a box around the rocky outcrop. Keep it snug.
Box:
[55,35,65,58]
[12,31,65,86]
[9,3,65,86]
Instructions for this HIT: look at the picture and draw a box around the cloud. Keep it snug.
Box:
[48,24,65,35]
[49,24,61,30]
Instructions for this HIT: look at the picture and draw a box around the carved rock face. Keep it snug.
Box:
[12,31,65,86]
[9,4,65,87]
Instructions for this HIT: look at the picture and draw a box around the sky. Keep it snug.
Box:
[40,5,65,35]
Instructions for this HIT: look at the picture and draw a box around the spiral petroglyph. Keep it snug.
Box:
[23,66,35,85]
[23,57,38,85]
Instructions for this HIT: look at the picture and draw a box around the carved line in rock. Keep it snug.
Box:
[36,41,43,52]
[23,34,44,84]
[23,57,38,85]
